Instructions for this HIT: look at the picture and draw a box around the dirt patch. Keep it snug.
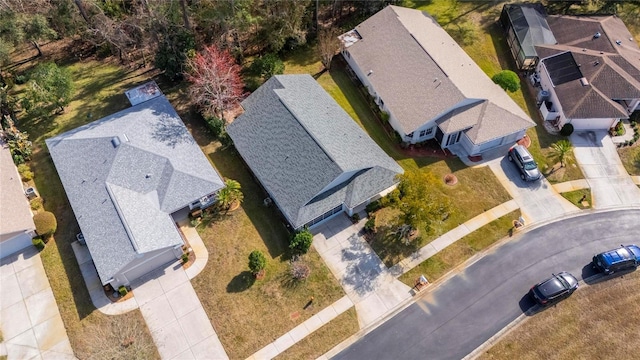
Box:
[444,174,458,186]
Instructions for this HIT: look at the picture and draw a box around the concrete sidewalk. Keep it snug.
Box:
[0,247,75,360]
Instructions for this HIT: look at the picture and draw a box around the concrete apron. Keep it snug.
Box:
[571,130,640,209]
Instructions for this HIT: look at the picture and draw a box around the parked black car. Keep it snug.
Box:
[592,245,640,275]
[529,272,578,306]
[508,145,542,181]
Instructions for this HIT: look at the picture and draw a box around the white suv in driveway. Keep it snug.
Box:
[508,145,542,181]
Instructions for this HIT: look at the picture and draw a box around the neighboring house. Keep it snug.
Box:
[499,3,557,70]
[0,141,36,258]
[502,4,640,131]
[47,82,224,288]
[227,74,403,230]
[339,5,535,159]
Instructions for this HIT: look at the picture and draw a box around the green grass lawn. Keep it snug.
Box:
[399,209,521,287]
[561,189,592,209]
[16,56,159,359]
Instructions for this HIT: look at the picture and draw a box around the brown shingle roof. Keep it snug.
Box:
[535,15,640,119]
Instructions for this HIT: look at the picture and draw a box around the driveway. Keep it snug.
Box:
[331,210,640,360]
[312,214,412,328]
[489,157,578,224]
[0,247,75,359]
[131,261,228,360]
[571,131,640,208]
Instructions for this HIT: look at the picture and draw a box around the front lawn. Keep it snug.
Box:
[399,209,521,287]
[619,145,640,175]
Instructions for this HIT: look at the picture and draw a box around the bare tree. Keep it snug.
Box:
[317,26,339,70]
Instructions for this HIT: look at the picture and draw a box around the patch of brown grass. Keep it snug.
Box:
[618,144,640,175]
[481,271,640,359]
[274,308,359,360]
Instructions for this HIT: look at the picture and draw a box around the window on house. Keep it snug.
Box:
[407,132,414,138]
[419,127,434,138]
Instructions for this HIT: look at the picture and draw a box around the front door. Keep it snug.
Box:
[446,131,461,146]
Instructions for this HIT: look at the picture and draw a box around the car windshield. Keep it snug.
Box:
[524,161,538,170]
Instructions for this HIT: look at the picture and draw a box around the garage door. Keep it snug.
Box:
[0,232,33,259]
[119,248,179,285]
[570,118,615,130]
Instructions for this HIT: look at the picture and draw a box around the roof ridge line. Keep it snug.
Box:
[273,86,339,169]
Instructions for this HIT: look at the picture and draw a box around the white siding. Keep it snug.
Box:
[0,231,34,258]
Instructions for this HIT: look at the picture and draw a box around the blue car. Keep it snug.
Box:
[592,245,640,275]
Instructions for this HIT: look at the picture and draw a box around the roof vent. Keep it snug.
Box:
[594,32,601,39]
[579,77,589,86]
[616,40,622,45]
[145,174,152,179]
[582,48,587,52]
[111,136,121,148]
[367,70,373,76]
[594,60,600,66]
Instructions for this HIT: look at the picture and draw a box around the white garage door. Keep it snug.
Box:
[0,232,33,259]
[570,118,615,130]
[119,248,179,285]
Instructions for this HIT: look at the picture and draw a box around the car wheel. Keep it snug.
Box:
[520,173,525,180]
[508,155,513,162]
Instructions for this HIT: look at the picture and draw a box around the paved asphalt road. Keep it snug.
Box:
[333,210,640,360]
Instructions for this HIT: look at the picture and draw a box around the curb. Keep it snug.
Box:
[463,273,602,359]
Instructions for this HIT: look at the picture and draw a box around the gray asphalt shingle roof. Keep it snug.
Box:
[46,93,224,284]
[227,75,402,229]
[343,6,534,144]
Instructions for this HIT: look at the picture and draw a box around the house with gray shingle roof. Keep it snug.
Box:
[339,5,535,160]
[227,74,403,230]
[46,82,224,288]
[531,14,640,130]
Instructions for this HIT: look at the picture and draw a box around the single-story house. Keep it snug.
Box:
[501,4,640,131]
[534,15,640,130]
[339,5,535,159]
[0,140,36,258]
[227,74,403,230]
[47,82,224,288]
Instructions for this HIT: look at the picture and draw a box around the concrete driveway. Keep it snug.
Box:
[489,157,578,224]
[312,214,412,329]
[0,247,75,359]
[571,131,640,208]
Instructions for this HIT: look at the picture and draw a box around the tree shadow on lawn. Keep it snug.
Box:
[227,271,256,293]
[208,147,290,259]
[369,225,422,268]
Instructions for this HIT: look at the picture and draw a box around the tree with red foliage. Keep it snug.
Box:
[186,45,245,121]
